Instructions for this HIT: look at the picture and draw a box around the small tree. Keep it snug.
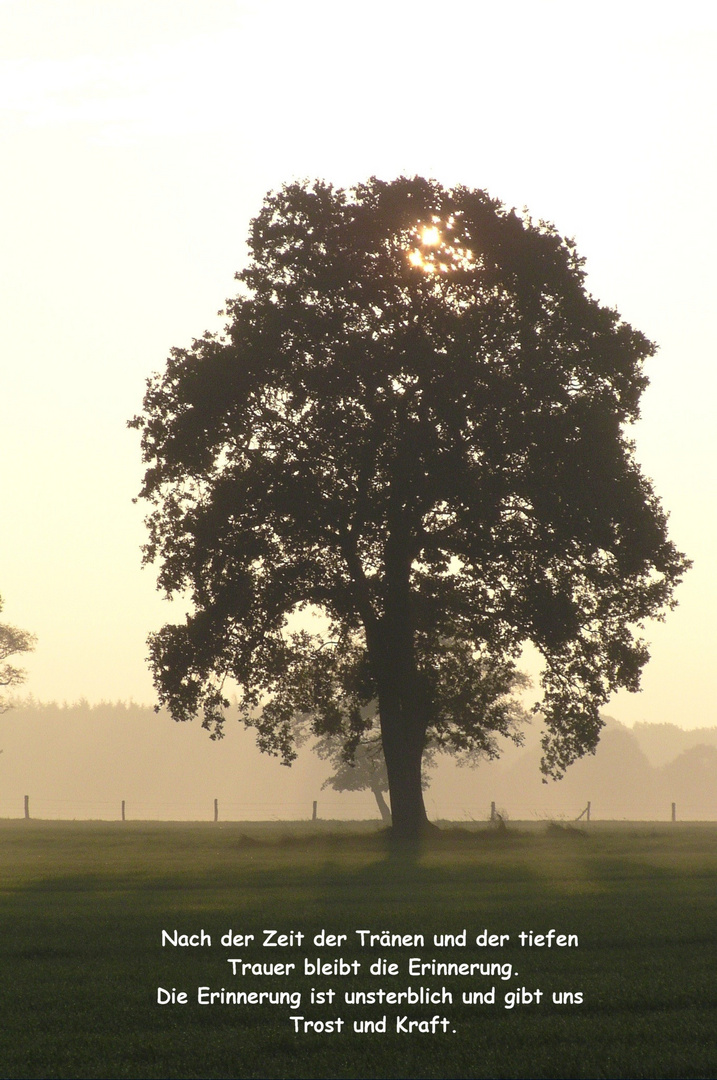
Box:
[0,596,36,713]
[316,652,529,823]
[131,176,689,839]
[317,731,395,823]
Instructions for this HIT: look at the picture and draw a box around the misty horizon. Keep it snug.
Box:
[2,700,715,823]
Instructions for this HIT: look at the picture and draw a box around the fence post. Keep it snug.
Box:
[121,800,126,822]
[214,798,218,823]
[671,802,676,823]
[24,795,29,819]
[312,800,317,821]
[586,801,591,823]
[490,801,496,822]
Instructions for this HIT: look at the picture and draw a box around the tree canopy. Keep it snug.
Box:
[0,595,36,713]
[131,176,689,837]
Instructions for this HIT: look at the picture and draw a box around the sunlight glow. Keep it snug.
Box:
[407,219,476,275]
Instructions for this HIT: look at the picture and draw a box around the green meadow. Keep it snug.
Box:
[0,820,715,1079]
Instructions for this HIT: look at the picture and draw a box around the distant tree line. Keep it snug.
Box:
[4,700,716,820]
[475,717,717,820]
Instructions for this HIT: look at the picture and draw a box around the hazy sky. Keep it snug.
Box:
[1,0,715,730]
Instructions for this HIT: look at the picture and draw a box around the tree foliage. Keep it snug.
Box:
[0,595,36,713]
[131,176,689,836]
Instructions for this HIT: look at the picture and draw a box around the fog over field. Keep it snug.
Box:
[2,701,715,822]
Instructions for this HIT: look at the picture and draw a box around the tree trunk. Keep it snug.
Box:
[379,695,431,839]
[361,532,433,840]
[371,784,392,824]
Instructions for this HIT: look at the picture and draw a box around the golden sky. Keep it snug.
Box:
[1,0,715,729]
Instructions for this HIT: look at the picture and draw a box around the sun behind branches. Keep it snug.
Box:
[407,215,475,274]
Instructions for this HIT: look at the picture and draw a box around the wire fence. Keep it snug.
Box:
[1,795,714,823]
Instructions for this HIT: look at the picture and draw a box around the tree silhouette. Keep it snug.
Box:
[0,595,36,713]
[316,729,397,824]
[131,176,689,838]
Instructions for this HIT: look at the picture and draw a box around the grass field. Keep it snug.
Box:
[0,819,715,1080]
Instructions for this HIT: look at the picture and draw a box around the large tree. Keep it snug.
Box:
[131,176,689,838]
[0,595,36,713]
